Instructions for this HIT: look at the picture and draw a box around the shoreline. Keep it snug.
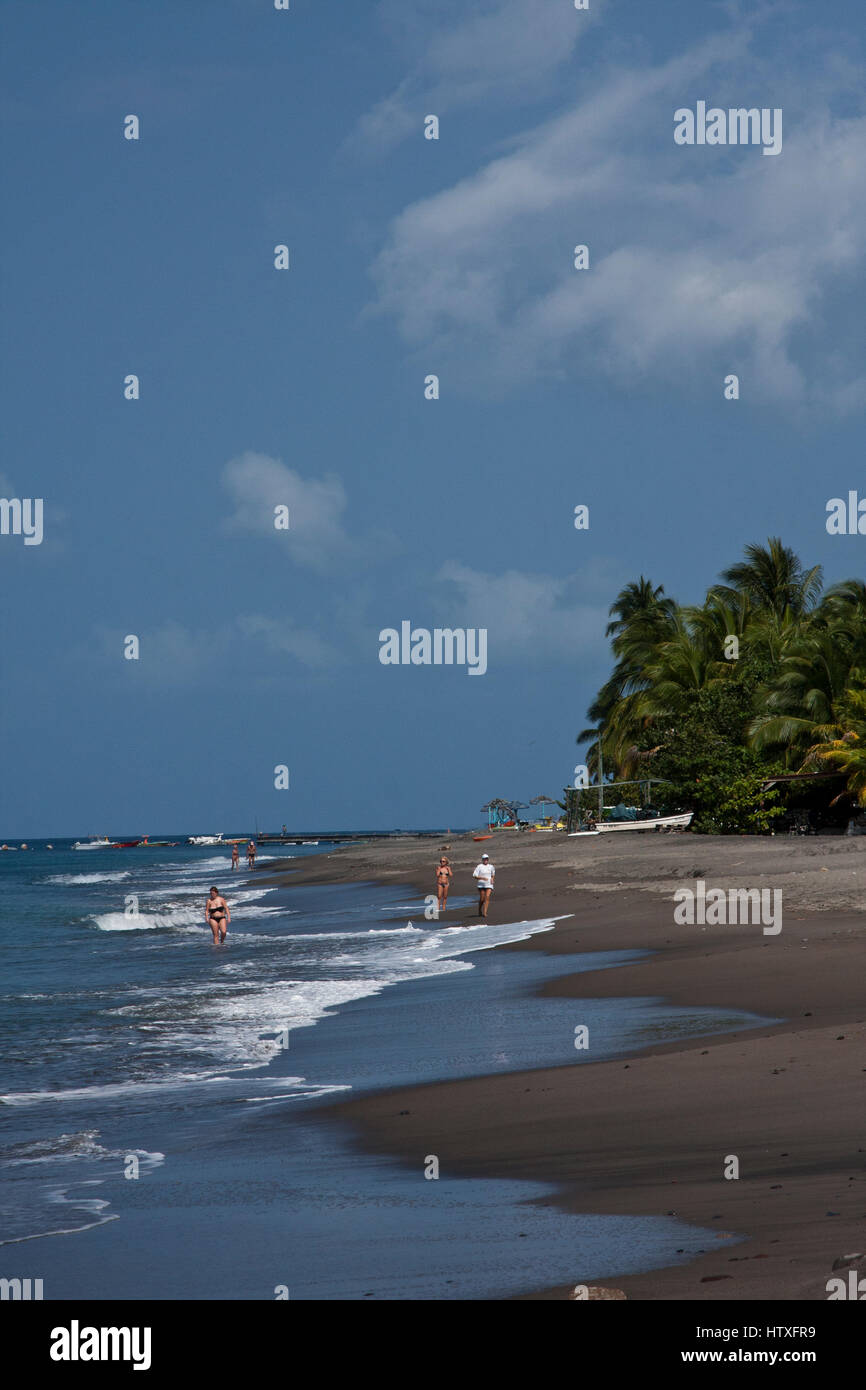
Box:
[263,831,866,1299]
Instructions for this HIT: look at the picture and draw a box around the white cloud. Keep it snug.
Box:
[435,562,609,663]
[222,452,351,571]
[236,614,341,669]
[90,613,339,687]
[96,621,216,687]
[350,0,600,156]
[368,25,866,408]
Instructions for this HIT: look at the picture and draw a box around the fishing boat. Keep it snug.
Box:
[117,840,141,848]
[571,811,694,835]
[73,837,116,850]
[187,834,224,846]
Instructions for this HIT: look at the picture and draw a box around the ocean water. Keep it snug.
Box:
[0,839,772,1298]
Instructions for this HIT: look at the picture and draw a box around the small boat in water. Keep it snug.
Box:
[188,834,224,846]
[73,837,116,850]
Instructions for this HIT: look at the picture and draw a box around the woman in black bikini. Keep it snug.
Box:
[206,886,230,943]
[435,856,453,914]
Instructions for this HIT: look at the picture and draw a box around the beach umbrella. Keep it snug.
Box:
[530,794,557,819]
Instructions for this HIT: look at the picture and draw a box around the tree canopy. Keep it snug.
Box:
[579,540,865,832]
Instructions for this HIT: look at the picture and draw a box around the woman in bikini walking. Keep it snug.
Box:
[206,886,231,944]
[435,856,453,915]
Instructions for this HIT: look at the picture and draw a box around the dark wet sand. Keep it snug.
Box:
[261,831,866,1299]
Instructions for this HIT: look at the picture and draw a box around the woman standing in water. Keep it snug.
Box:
[206,886,230,944]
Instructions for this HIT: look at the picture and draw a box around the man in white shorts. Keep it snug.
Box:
[472,852,495,918]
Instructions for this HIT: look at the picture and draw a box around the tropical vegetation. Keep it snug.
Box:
[577,540,866,833]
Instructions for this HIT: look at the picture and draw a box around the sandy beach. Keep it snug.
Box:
[263,830,866,1300]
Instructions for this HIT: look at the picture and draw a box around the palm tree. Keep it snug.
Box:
[579,579,678,774]
[748,628,854,760]
[802,687,866,807]
[580,542,863,824]
[605,579,678,641]
[714,538,822,622]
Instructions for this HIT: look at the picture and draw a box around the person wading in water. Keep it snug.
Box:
[206,886,230,944]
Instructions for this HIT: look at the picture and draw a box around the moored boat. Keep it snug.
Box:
[572,811,693,835]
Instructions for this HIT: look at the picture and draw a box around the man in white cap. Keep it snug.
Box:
[472,852,495,918]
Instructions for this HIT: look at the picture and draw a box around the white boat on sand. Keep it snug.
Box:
[569,811,693,836]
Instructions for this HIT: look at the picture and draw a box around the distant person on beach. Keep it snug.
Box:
[231,844,239,871]
[472,853,495,918]
[247,840,256,869]
[436,856,453,913]
[206,886,230,943]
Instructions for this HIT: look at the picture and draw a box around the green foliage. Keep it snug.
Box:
[581,540,865,833]
[637,679,784,832]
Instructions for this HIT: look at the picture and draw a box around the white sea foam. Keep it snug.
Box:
[89,908,202,932]
[0,1138,165,1246]
[278,925,425,941]
[47,871,132,885]
[88,896,291,932]
[1,916,567,1108]
[241,1083,350,1104]
[2,1131,164,1170]
[0,1073,234,1105]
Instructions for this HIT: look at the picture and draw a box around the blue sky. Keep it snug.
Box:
[1,0,864,836]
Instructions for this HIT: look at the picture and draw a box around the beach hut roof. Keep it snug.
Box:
[529,794,557,804]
